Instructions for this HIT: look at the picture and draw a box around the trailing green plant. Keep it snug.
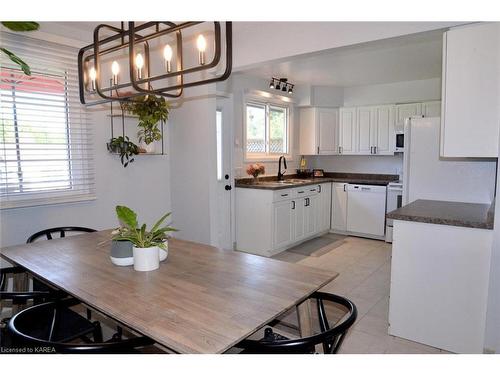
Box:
[107,136,139,168]
[112,205,178,249]
[1,22,39,75]
[122,95,169,145]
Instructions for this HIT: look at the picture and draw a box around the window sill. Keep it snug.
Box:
[0,194,96,210]
[244,154,293,163]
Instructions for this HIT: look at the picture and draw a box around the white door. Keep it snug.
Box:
[317,183,332,232]
[374,105,395,155]
[357,106,373,155]
[339,108,357,154]
[318,108,338,155]
[215,98,234,250]
[273,200,294,249]
[331,183,348,232]
[304,195,318,238]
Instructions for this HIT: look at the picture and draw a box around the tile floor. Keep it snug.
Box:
[272,234,451,354]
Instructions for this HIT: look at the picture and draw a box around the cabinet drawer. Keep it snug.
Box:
[293,186,319,198]
[273,189,293,202]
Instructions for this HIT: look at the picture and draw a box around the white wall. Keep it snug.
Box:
[343,78,441,106]
[0,109,172,247]
[306,154,403,175]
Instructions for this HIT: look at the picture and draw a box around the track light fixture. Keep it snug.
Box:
[269,77,294,95]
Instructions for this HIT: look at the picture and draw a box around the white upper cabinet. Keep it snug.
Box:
[339,107,357,154]
[373,105,396,155]
[441,23,500,158]
[299,107,339,155]
[356,107,374,154]
[422,101,441,118]
[395,103,422,131]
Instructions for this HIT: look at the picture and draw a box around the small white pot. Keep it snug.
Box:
[140,141,156,154]
[159,241,168,262]
[133,246,160,272]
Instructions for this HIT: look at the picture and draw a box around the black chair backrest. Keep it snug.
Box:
[27,227,96,243]
[238,292,357,354]
[8,300,154,353]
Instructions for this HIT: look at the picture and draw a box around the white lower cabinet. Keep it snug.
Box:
[236,183,332,257]
[331,183,348,232]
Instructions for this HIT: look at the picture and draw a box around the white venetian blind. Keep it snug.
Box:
[0,32,95,209]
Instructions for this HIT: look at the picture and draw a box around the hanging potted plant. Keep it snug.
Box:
[122,95,169,154]
[112,205,177,272]
[106,136,139,167]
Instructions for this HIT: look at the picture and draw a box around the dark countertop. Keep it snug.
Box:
[235,173,399,190]
[386,199,495,230]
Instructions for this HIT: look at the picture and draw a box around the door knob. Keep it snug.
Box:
[224,185,232,191]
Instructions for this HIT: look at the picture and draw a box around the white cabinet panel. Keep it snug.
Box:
[318,108,338,154]
[273,200,294,249]
[317,183,332,232]
[339,107,357,154]
[395,103,422,131]
[299,108,317,155]
[304,195,318,238]
[331,183,348,232]
[441,23,500,157]
[357,107,374,155]
[422,101,441,117]
[293,197,306,242]
[374,105,395,155]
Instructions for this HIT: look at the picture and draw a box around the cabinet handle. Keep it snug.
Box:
[281,193,289,197]
[317,146,320,154]
[305,197,310,207]
[374,146,377,154]
[318,185,322,193]
[338,146,341,154]
[292,201,295,210]
[339,146,343,154]
[298,191,304,194]
[343,184,346,192]
[310,189,316,192]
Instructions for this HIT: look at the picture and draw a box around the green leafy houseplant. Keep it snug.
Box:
[106,136,139,168]
[1,22,39,75]
[112,206,177,250]
[122,95,169,145]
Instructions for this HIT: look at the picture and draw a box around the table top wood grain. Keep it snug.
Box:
[1,230,338,353]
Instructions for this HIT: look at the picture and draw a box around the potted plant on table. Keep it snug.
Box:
[112,205,177,272]
[122,95,169,154]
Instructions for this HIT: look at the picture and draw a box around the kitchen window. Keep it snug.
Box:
[0,33,94,209]
[245,100,289,159]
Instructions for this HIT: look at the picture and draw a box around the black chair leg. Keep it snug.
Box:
[86,308,92,320]
[92,321,103,343]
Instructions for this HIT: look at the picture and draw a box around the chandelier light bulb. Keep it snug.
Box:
[111,61,120,85]
[269,79,275,89]
[88,67,97,91]
[135,53,144,79]
[197,34,207,65]
[163,44,173,72]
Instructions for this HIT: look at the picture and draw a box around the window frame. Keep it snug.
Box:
[243,95,292,162]
[0,33,95,210]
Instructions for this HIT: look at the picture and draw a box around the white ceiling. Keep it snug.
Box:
[240,31,443,87]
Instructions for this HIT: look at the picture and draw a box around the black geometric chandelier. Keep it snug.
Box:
[269,77,294,94]
[78,22,232,106]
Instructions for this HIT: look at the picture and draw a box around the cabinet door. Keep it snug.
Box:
[441,23,500,157]
[293,198,306,242]
[273,200,294,249]
[374,105,395,155]
[331,183,348,232]
[304,195,318,238]
[395,103,422,131]
[299,108,317,155]
[318,108,339,155]
[357,106,374,155]
[422,101,441,117]
[339,108,357,154]
[317,183,332,232]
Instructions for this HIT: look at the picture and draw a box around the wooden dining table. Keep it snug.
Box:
[0,230,338,353]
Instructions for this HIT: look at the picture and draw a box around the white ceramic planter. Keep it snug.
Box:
[140,141,156,154]
[159,241,168,262]
[133,246,160,272]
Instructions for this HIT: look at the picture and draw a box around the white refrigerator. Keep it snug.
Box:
[403,117,494,205]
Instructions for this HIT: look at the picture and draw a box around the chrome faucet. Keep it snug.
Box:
[277,155,287,181]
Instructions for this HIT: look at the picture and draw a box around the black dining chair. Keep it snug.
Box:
[235,292,357,354]
[7,298,155,353]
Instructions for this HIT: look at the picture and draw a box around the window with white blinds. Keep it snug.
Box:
[0,32,94,209]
